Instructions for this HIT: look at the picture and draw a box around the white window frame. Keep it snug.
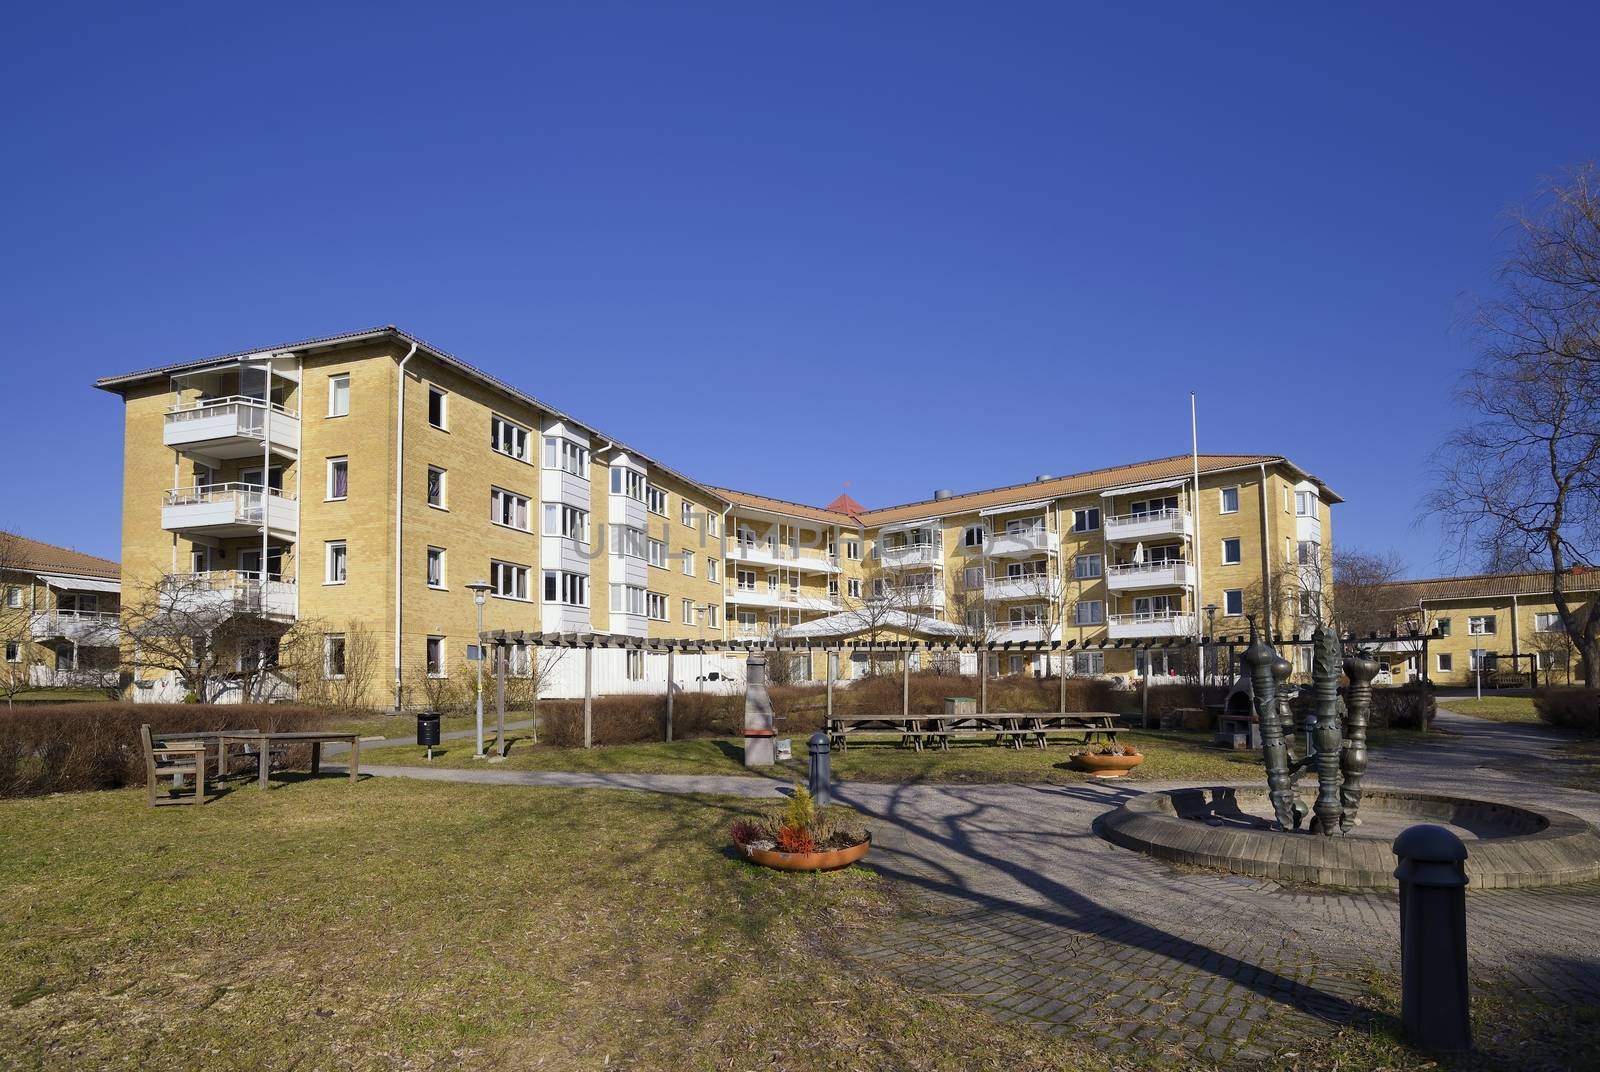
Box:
[1073,554,1102,580]
[704,604,720,628]
[1221,537,1242,566]
[542,569,589,608]
[425,636,446,678]
[647,538,668,569]
[683,598,697,625]
[646,592,668,622]
[681,500,696,529]
[1223,588,1243,616]
[491,560,531,601]
[847,578,861,599]
[4,640,20,662]
[491,415,531,462]
[707,558,720,583]
[326,456,348,501]
[544,504,591,543]
[426,546,446,590]
[426,465,447,509]
[323,634,347,679]
[325,540,348,585]
[682,551,694,577]
[1436,617,1451,637]
[327,373,350,418]
[490,487,532,532]
[5,586,21,609]
[844,539,861,561]
[705,512,720,537]
[1468,615,1496,636]
[1437,652,1453,672]
[963,525,986,548]
[427,386,448,430]
[1535,612,1563,633]
[645,485,668,515]
[543,436,590,478]
[1072,507,1100,533]
[1074,600,1104,626]
[1219,486,1239,514]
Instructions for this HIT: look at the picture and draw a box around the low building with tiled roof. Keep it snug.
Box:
[1,531,121,691]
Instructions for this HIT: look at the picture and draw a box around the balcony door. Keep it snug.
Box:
[239,466,284,492]
[239,546,285,582]
[1132,595,1175,620]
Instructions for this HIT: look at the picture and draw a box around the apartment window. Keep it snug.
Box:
[1437,653,1453,673]
[543,570,588,607]
[608,524,647,559]
[324,635,346,679]
[737,569,756,590]
[1300,592,1319,618]
[964,566,984,590]
[1224,588,1243,616]
[682,551,695,577]
[645,485,667,515]
[325,541,347,584]
[681,500,696,528]
[705,513,720,537]
[844,539,861,561]
[4,641,19,663]
[326,456,348,501]
[491,415,530,461]
[681,598,697,625]
[1221,538,1241,566]
[1074,651,1104,675]
[543,436,590,477]
[610,467,646,501]
[647,538,667,568]
[1537,650,1564,670]
[1296,540,1319,566]
[491,560,530,600]
[425,636,445,677]
[327,373,350,417]
[545,504,592,543]
[768,575,780,593]
[1296,491,1316,516]
[1072,508,1100,533]
[1468,615,1496,636]
[610,583,647,617]
[1535,612,1564,633]
[190,549,209,573]
[1469,649,1497,672]
[1436,617,1452,637]
[1074,554,1102,580]
[847,578,861,599]
[1220,486,1239,514]
[426,546,446,589]
[704,604,720,628]
[421,466,444,509]
[707,558,720,583]
[645,592,667,621]
[1299,647,1314,673]
[427,387,447,430]
[239,637,279,674]
[4,586,20,609]
[1074,600,1104,626]
[828,578,840,599]
[963,525,985,548]
[491,487,531,531]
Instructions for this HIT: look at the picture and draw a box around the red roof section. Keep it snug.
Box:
[825,492,866,517]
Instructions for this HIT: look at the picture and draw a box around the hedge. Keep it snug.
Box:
[1535,688,1600,735]
[0,704,327,798]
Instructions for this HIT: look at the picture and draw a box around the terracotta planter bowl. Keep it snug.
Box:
[741,834,871,872]
[1070,752,1145,778]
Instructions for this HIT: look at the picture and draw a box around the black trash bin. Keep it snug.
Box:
[417,710,442,747]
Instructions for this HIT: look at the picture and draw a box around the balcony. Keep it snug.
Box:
[988,528,1060,558]
[726,542,840,573]
[160,571,296,621]
[1105,560,1194,591]
[1107,611,1196,639]
[30,610,120,644]
[164,397,300,460]
[162,483,298,540]
[985,573,1057,602]
[879,543,941,569]
[991,623,1062,645]
[726,587,840,613]
[877,585,946,611]
[1104,507,1193,543]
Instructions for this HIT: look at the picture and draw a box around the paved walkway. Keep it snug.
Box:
[341,708,1600,1064]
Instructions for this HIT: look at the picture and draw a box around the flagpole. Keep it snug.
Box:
[1191,393,1202,645]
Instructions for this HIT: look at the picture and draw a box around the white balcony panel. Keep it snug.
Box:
[1105,561,1194,591]
[1103,509,1193,543]
[163,572,296,620]
[990,624,1062,645]
[726,543,840,573]
[161,485,298,540]
[542,536,592,575]
[727,588,840,613]
[879,544,941,569]
[30,611,121,644]
[1107,612,1196,639]
[988,529,1060,557]
[164,398,300,459]
[879,586,946,611]
[984,574,1056,602]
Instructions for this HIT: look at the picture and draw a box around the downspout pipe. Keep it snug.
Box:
[1258,462,1273,638]
[394,342,419,710]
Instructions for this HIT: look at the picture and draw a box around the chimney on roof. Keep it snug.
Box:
[1034,474,1053,482]
[933,488,954,501]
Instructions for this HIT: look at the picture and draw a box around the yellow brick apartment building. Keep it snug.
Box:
[97,326,1337,706]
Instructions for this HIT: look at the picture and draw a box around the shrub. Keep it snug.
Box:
[773,825,816,854]
[1369,683,1436,731]
[0,704,329,798]
[1535,688,1600,735]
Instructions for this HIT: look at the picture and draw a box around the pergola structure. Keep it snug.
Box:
[476,627,1442,751]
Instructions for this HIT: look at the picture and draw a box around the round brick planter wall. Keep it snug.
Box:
[1098,786,1600,890]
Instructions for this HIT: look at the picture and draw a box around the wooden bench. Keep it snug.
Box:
[140,724,206,808]
[827,712,1121,752]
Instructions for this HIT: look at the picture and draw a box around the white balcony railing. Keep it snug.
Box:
[162,483,299,538]
[991,623,1062,645]
[985,573,1057,602]
[876,585,946,610]
[30,610,121,643]
[161,571,296,620]
[879,543,941,569]
[727,542,839,573]
[164,396,301,458]
[1105,560,1194,590]
[987,528,1060,557]
[1107,611,1196,638]
[1104,507,1193,542]
[726,587,839,613]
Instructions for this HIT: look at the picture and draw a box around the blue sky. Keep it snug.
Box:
[3,2,1596,575]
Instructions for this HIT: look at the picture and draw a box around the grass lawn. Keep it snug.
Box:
[359,727,1443,785]
[325,709,538,740]
[1,778,1109,1072]
[1490,737,1600,794]
[1438,695,1544,724]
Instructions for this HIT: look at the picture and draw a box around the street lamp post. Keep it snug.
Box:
[467,579,491,759]
[1204,603,1219,701]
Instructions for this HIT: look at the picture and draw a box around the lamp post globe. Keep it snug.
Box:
[466,580,492,758]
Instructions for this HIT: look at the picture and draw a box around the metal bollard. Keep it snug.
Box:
[808,731,833,807]
[1392,824,1472,1052]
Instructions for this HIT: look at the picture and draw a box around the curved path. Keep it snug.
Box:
[340,709,1600,1064]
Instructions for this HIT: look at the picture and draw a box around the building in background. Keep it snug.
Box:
[0,531,121,694]
[97,326,1336,706]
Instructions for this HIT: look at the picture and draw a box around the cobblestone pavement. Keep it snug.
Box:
[835,710,1600,1063]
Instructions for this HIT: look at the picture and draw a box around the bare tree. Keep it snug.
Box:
[1332,548,1409,637]
[285,621,384,713]
[1428,166,1600,685]
[0,534,39,706]
[839,559,934,675]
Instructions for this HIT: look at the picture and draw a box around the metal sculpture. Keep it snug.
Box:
[1272,653,1309,830]
[1242,619,1295,830]
[1309,625,1345,836]
[1340,646,1380,832]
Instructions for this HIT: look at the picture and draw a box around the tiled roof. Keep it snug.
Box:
[0,531,120,580]
[712,487,859,526]
[1369,568,1600,605]
[825,492,866,517]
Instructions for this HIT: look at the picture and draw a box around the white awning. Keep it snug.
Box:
[1100,477,1189,499]
[979,498,1052,518]
[775,609,965,640]
[39,574,121,595]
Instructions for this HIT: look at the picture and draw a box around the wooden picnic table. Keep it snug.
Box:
[219,731,366,789]
[827,712,1121,752]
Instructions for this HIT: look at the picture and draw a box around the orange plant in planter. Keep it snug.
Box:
[1069,744,1145,778]
[731,786,871,872]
